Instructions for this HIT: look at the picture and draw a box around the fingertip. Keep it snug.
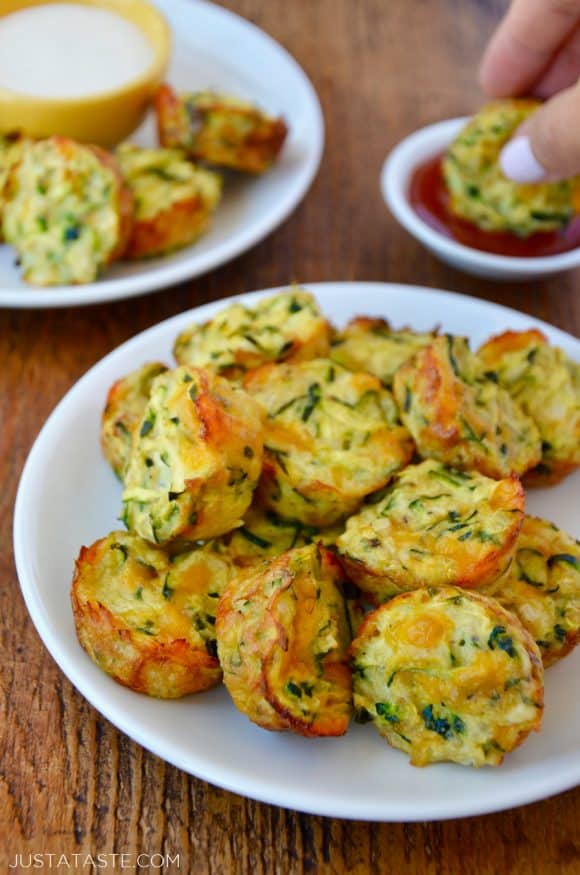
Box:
[515,82,580,181]
[478,56,499,97]
[478,24,550,99]
[479,78,513,99]
[499,136,548,183]
[478,57,519,99]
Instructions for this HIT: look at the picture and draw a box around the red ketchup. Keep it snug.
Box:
[409,153,580,257]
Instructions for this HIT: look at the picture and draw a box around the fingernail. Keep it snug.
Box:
[500,136,547,183]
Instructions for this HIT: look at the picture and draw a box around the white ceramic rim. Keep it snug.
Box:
[13,282,580,821]
[381,117,580,276]
[0,0,324,309]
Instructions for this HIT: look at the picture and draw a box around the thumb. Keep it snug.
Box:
[500,83,580,182]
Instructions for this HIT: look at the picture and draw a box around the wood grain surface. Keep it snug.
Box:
[1,0,579,872]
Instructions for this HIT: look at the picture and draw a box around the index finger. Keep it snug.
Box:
[479,0,580,97]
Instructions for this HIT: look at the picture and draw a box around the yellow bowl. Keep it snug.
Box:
[0,0,171,147]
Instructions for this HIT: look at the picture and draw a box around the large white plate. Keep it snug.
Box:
[0,0,323,308]
[14,283,580,821]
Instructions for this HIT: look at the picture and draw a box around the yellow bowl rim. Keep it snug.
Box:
[0,0,171,106]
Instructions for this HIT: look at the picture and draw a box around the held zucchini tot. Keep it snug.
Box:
[122,366,264,544]
[244,358,414,526]
[330,317,436,387]
[155,83,287,173]
[337,460,524,602]
[478,330,580,486]
[216,544,354,736]
[174,289,331,379]
[393,335,541,479]
[482,516,580,667]
[71,531,234,698]
[117,144,222,259]
[101,362,169,481]
[3,137,133,286]
[443,100,580,235]
[351,586,544,767]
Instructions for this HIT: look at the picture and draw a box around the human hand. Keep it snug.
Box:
[479,0,580,182]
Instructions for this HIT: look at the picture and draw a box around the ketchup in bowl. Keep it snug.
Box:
[410,153,580,258]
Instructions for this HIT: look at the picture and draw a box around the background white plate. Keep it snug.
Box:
[0,0,323,308]
[14,283,580,821]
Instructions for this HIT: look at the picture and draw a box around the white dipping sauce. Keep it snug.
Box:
[0,3,154,98]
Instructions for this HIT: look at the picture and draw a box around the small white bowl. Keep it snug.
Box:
[381,117,580,281]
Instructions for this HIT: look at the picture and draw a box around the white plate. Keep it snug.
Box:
[14,282,580,821]
[0,0,323,308]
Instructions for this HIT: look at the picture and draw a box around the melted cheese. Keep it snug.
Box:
[393,335,541,479]
[217,545,353,736]
[174,290,330,378]
[337,459,524,600]
[122,366,263,543]
[351,586,543,767]
[245,358,413,525]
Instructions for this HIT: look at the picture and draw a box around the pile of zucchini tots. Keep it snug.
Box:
[0,83,287,286]
[71,288,580,769]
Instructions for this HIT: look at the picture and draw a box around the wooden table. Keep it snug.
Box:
[1,0,579,872]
